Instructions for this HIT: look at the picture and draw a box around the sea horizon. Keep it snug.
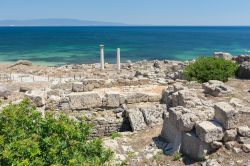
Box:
[1,26,250,66]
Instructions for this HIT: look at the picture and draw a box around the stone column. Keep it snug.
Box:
[117,48,121,70]
[100,45,105,70]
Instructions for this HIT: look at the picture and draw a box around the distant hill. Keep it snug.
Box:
[0,19,127,26]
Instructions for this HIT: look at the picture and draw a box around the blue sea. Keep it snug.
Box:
[0,26,250,66]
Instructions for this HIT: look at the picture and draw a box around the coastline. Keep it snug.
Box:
[1,26,250,65]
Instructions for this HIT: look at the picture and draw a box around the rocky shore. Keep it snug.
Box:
[0,53,250,165]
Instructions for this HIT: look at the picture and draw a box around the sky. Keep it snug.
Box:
[1,0,250,25]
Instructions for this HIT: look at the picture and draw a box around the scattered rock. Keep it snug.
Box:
[203,80,232,97]
[238,126,250,138]
[173,82,185,92]
[211,141,223,149]
[113,108,124,113]
[172,89,202,108]
[177,112,199,132]
[195,121,224,143]
[225,141,236,150]
[237,137,250,144]
[214,52,232,60]
[237,61,250,79]
[153,60,161,68]
[205,159,221,166]
[25,90,47,107]
[229,98,243,108]
[223,129,237,142]
[141,107,162,126]
[234,54,250,63]
[181,132,211,161]
[19,86,31,93]
[0,85,11,99]
[214,102,239,130]
[242,144,250,153]
[127,109,147,131]
[233,147,242,153]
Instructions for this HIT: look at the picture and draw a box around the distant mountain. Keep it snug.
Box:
[0,19,127,26]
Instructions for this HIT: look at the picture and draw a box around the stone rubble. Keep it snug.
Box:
[203,80,232,97]
[2,57,250,165]
[214,52,233,61]
[160,84,250,161]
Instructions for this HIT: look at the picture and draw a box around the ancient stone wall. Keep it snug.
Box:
[160,82,250,160]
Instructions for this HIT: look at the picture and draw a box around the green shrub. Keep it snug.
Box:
[111,132,122,140]
[0,99,113,166]
[172,152,182,161]
[183,57,238,83]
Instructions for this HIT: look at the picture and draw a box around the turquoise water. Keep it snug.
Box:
[0,26,250,66]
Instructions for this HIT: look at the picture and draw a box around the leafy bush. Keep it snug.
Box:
[172,152,182,161]
[111,132,122,140]
[0,99,113,166]
[183,57,238,83]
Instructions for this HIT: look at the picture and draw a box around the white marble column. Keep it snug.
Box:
[117,48,121,70]
[100,45,105,70]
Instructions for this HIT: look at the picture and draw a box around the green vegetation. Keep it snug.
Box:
[183,57,238,83]
[111,132,122,140]
[172,152,182,161]
[0,99,113,166]
[153,151,163,161]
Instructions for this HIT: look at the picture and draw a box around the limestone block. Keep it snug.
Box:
[177,112,199,132]
[105,92,120,108]
[83,84,94,91]
[172,89,202,108]
[211,141,223,149]
[181,132,211,161]
[127,109,146,131]
[238,126,250,138]
[168,106,190,127]
[242,144,250,153]
[214,102,239,129]
[161,89,173,106]
[0,85,11,98]
[45,95,61,110]
[223,129,237,142]
[25,90,47,107]
[195,121,224,143]
[173,82,185,92]
[147,93,162,102]
[51,82,72,91]
[125,92,148,104]
[161,117,182,144]
[69,92,102,110]
[229,98,243,108]
[141,107,163,126]
[225,141,236,150]
[237,137,250,144]
[72,82,83,92]
[172,92,180,107]
[203,80,231,97]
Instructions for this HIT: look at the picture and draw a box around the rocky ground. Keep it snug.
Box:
[0,54,250,166]
[103,78,250,166]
